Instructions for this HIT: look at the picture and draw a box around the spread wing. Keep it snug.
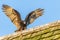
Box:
[2,5,22,29]
[25,8,44,25]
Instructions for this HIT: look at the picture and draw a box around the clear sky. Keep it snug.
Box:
[0,0,60,36]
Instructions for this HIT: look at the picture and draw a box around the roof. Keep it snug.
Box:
[0,20,60,40]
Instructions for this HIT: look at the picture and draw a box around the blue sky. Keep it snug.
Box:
[0,0,60,36]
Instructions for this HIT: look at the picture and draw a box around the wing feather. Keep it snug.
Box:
[25,8,44,25]
[2,5,22,29]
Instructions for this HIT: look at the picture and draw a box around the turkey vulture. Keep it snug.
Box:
[2,5,44,32]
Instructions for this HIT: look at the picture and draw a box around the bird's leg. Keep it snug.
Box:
[15,27,22,32]
[15,21,27,32]
[14,29,18,32]
[15,26,26,32]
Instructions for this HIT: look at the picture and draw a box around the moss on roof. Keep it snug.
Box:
[0,20,60,40]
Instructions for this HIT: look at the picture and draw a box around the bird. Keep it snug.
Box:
[2,5,44,32]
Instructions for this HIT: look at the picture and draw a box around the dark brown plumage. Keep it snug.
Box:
[2,5,44,32]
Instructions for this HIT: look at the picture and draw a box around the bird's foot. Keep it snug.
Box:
[15,30,20,32]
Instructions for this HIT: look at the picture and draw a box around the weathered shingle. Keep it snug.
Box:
[0,20,60,40]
